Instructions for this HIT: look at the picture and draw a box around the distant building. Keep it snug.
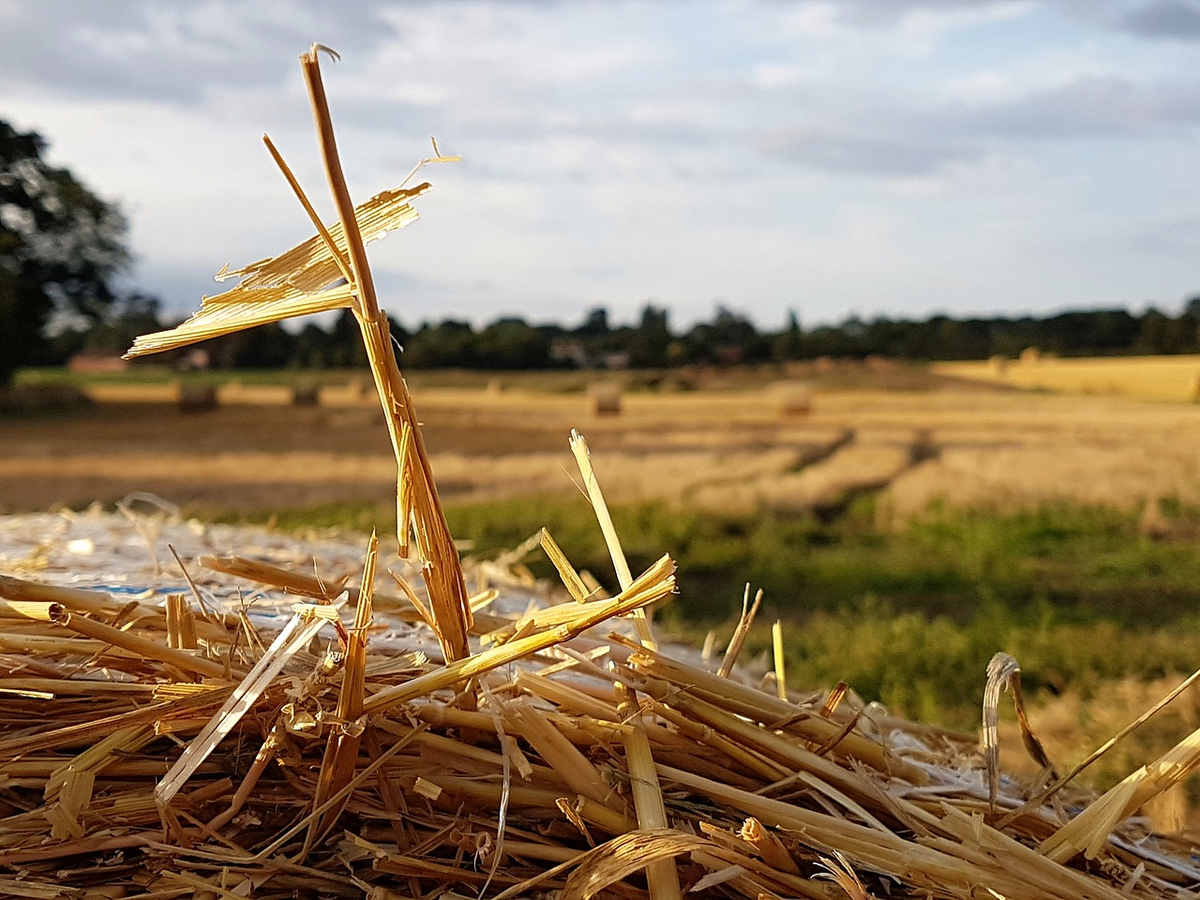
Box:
[550,338,588,368]
[68,354,129,373]
[601,351,631,370]
[548,340,631,370]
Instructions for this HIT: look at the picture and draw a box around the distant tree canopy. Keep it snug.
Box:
[78,297,1200,374]
[0,119,134,383]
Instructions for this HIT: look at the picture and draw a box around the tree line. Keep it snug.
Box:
[49,298,1200,372]
[5,116,1199,381]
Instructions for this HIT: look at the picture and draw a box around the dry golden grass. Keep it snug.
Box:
[9,384,1200,521]
[996,676,1200,838]
[936,354,1200,402]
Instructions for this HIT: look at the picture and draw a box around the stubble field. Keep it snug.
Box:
[5,372,1200,521]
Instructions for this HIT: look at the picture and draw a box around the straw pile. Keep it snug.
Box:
[2,43,1198,900]
[1,507,1200,900]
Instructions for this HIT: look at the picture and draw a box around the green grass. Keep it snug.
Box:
[440,496,1200,627]
[220,496,1200,729]
[443,497,1200,727]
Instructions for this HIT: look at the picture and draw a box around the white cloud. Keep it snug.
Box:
[3,0,1199,328]
[750,62,812,90]
[894,1,1037,56]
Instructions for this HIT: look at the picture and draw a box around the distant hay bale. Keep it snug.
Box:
[177,383,218,413]
[1138,496,1172,540]
[989,355,1009,374]
[774,382,813,417]
[910,427,939,465]
[486,379,503,396]
[589,383,622,416]
[1019,346,1041,364]
[292,383,321,406]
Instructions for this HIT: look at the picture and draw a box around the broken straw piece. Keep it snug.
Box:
[155,599,343,805]
[124,185,429,359]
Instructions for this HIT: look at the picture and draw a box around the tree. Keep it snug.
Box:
[406,319,478,368]
[628,303,671,367]
[576,307,610,337]
[772,309,804,361]
[327,308,368,368]
[477,317,551,369]
[0,120,130,383]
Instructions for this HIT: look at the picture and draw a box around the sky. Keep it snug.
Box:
[2,0,1200,331]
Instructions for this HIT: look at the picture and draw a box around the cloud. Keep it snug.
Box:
[1122,0,1200,40]
[756,127,978,176]
[957,73,1200,138]
[5,0,1200,329]
[0,0,398,104]
[1134,215,1200,253]
[774,0,1037,39]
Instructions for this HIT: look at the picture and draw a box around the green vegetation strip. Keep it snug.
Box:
[223,498,1200,731]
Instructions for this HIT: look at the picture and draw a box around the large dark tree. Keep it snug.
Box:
[0,120,130,383]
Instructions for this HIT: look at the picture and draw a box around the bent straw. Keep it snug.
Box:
[123,46,472,665]
[155,601,338,805]
[718,585,762,679]
[1001,661,1200,828]
[363,555,675,714]
[569,430,655,648]
[305,534,378,851]
[299,46,472,664]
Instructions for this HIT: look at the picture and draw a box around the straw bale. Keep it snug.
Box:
[590,382,623,416]
[773,381,813,416]
[176,382,218,413]
[0,508,1197,899]
[292,382,321,406]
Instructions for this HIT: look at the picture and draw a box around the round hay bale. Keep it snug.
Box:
[177,383,218,413]
[774,382,813,417]
[292,383,321,406]
[589,383,622,416]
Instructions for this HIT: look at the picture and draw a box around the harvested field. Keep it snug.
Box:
[5,385,1200,522]
[935,354,1200,402]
